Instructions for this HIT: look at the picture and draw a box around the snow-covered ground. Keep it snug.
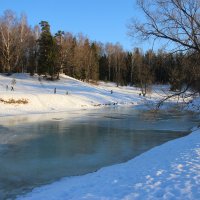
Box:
[0,73,200,200]
[0,73,174,117]
[0,73,141,116]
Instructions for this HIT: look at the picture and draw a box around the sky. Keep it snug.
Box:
[0,0,152,51]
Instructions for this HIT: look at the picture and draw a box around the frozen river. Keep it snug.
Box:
[0,107,198,199]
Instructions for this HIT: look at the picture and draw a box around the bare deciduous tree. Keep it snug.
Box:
[16,13,33,72]
[129,0,200,53]
[105,43,126,85]
[105,43,115,82]
[129,0,200,106]
[0,10,33,73]
[0,10,18,72]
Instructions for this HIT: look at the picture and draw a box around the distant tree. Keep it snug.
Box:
[104,43,126,85]
[105,43,115,82]
[72,34,86,80]
[124,52,132,85]
[90,42,100,81]
[184,53,200,93]
[0,10,18,72]
[63,34,77,77]
[15,13,36,73]
[83,38,91,81]
[28,25,40,75]
[131,48,153,95]
[169,53,184,91]
[38,21,58,79]
[125,52,132,82]
[113,43,126,86]
[55,30,65,77]
[99,54,109,81]
[153,50,170,84]
[131,48,143,84]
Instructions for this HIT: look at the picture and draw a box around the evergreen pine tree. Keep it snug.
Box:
[38,21,58,78]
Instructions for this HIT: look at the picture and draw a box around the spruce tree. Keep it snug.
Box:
[38,21,58,78]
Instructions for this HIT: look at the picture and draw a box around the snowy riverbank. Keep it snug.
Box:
[17,127,200,200]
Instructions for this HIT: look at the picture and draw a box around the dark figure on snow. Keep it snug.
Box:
[11,86,14,91]
[6,85,8,91]
[111,90,113,94]
[54,88,56,94]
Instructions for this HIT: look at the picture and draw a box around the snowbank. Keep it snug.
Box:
[17,128,200,200]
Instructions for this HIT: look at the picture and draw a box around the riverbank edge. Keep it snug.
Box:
[16,124,200,200]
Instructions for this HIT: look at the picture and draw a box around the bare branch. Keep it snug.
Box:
[129,0,200,53]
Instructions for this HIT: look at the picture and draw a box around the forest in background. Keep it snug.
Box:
[0,10,199,95]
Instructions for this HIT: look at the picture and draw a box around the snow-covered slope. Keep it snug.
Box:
[0,73,144,116]
[1,73,199,117]
[1,73,193,117]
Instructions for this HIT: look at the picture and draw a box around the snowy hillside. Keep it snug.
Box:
[0,73,162,116]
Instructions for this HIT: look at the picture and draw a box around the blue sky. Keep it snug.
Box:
[0,0,151,51]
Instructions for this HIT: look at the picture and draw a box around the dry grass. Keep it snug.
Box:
[89,80,99,85]
[0,98,28,104]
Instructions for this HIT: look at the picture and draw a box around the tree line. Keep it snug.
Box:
[0,9,199,95]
